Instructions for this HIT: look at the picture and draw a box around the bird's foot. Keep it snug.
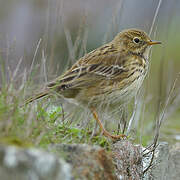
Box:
[102,129,127,140]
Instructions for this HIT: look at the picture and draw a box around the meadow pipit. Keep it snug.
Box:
[25,29,161,139]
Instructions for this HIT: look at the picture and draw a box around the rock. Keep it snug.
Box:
[0,145,72,180]
[48,143,117,180]
[48,141,143,179]
[168,143,180,180]
[143,142,169,180]
[112,140,143,180]
[143,142,180,180]
[112,141,180,180]
[0,141,179,180]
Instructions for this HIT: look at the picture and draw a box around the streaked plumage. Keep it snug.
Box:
[25,29,161,139]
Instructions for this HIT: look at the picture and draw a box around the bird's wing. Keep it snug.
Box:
[47,52,129,91]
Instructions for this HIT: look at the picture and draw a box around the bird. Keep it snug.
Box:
[24,28,161,140]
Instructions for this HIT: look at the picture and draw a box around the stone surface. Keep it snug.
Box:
[168,143,180,180]
[48,143,117,180]
[0,141,179,180]
[112,140,143,180]
[143,142,170,180]
[0,145,72,180]
[143,142,180,180]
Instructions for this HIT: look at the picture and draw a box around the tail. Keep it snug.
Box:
[21,89,49,107]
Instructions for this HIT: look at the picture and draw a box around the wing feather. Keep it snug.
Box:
[47,52,129,91]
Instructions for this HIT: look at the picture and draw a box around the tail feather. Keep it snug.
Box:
[21,90,49,107]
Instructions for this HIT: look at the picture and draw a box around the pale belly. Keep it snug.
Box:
[104,75,145,107]
[74,74,145,110]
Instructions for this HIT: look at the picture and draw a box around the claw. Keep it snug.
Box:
[91,107,126,140]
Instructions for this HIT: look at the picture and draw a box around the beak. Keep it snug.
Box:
[148,40,161,45]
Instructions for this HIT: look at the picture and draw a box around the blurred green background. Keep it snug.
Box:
[0,0,180,145]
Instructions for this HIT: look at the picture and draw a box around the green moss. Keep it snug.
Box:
[0,137,32,148]
[0,88,111,149]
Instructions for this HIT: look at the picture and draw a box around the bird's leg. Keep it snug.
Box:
[91,108,126,140]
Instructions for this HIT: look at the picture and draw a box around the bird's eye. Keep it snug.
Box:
[133,37,140,44]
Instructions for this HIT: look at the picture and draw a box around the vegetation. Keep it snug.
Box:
[0,84,112,149]
[0,0,180,152]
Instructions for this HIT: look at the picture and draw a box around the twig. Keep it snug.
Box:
[143,141,159,174]
[159,73,180,126]
[143,143,159,157]
[61,103,65,124]
[41,50,48,83]
[149,0,163,36]
[143,73,180,174]
[30,38,42,74]
[11,57,23,81]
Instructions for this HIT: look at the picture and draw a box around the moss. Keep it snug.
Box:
[0,87,112,149]
[0,137,32,148]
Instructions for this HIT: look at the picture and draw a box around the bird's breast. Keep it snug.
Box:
[105,59,148,106]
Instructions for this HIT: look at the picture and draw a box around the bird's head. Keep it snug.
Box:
[113,28,161,56]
